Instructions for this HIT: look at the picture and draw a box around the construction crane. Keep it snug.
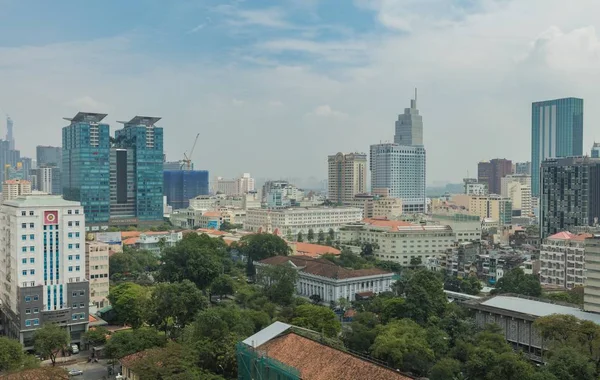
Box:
[181,133,200,170]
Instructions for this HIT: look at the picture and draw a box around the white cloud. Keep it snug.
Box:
[65,96,111,112]
[213,5,290,29]
[309,105,348,119]
[187,24,205,34]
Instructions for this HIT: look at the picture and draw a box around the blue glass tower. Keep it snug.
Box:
[164,170,209,209]
[531,97,583,196]
[62,112,111,225]
[115,116,164,222]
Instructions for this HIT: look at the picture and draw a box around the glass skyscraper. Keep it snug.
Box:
[115,116,164,222]
[164,170,209,209]
[531,97,583,196]
[62,112,111,225]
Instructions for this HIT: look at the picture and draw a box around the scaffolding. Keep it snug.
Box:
[236,342,301,380]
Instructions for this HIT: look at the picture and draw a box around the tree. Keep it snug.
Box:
[491,268,541,297]
[149,280,208,335]
[307,228,315,242]
[211,274,236,299]
[256,265,299,306]
[110,247,159,282]
[238,233,291,278]
[360,242,378,257]
[159,233,226,289]
[0,336,25,371]
[291,304,341,338]
[317,230,325,244]
[410,257,422,266]
[328,228,335,240]
[33,323,70,366]
[381,297,406,324]
[343,312,380,353]
[309,294,322,304]
[430,358,462,380]
[104,328,167,359]
[402,269,447,324]
[220,221,233,231]
[546,346,596,380]
[108,282,150,328]
[84,326,109,347]
[297,231,303,242]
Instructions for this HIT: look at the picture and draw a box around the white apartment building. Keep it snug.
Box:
[500,174,531,197]
[3,179,32,201]
[540,231,588,289]
[465,183,487,196]
[339,219,455,265]
[429,213,482,242]
[257,255,395,303]
[137,231,183,254]
[0,195,88,348]
[501,174,532,217]
[585,236,600,313]
[85,242,110,309]
[244,207,363,237]
[238,173,255,194]
[328,152,367,204]
[214,173,255,196]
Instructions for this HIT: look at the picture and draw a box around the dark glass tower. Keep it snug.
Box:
[532,97,583,196]
[62,112,111,225]
[164,170,209,209]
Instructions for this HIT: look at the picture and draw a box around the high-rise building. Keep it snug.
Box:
[592,143,600,158]
[62,112,111,227]
[540,156,600,238]
[0,195,88,348]
[370,91,426,214]
[164,170,210,209]
[6,116,15,150]
[327,152,367,204]
[532,97,584,196]
[584,236,600,313]
[36,146,62,167]
[35,166,61,195]
[514,162,532,175]
[2,179,32,201]
[114,116,164,223]
[163,161,181,171]
[477,159,512,195]
[540,232,588,289]
[463,178,487,196]
[85,241,110,309]
[238,173,255,194]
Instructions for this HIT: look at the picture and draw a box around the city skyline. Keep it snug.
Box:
[2,1,600,184]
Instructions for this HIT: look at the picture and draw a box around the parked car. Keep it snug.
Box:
[70,344,79,354]
[68,369,83,376]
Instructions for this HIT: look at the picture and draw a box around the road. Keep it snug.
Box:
[65,360,112,380]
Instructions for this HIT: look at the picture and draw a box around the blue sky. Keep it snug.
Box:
[1,0,600,185]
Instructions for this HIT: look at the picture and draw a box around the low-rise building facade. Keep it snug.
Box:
[85,242,110,308]
[540,231,589,289]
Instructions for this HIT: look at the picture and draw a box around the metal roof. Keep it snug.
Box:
[481,296,600,324]
[63,112,108,123]
[117,116,161,126]
[3,195,81,207]
[242,321,291,348]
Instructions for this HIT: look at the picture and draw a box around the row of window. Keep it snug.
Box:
[25,318,40,327]
[24,295,40,302]
[71,313,86,321]
[22,269,35,275]
[21,234,35,241]
[67,232,81,238]
[68,255,81,260]
[21,246,35,252]
[73,290,86,297]
[25,308,39,314]
[21,223,35,229]
[68,266,81,272]
[22,258,35,264]
[21,211,35,216]
[21,209,81,217]
[67,221,81,227]
[72,302,86,309]
[90,274,108,279]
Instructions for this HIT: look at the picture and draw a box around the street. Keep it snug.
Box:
[64,359,112,380]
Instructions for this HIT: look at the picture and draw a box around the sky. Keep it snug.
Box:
[1,0,600,185]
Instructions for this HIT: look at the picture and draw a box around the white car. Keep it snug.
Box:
[68,369,83,376]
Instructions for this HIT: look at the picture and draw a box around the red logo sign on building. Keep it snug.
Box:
[44,211,58,225]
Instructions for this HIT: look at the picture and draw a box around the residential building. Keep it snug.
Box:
[62,112,111,226]
[442,241,480,277]
[463,178,487,195]
[327,152,367,204]
[264,183,305,209]
[339,218,455,265]
[501,175,532,217]
[3,179,32,201]
[215,177,239,195]
[372,197,403,218]
[258,256,395,303]
[532,97,584,196]
[123,231,183,255]
[429,212,482,242]
[35,166,61,195]
[539,232,588,289]
[238,173,255,194]
[0,195,88,348]
[85,242,110,308]
[515,161,532,175]
[592,143,600,158]
[477,159,512,195]
[262,180,289,201]
[500,174,531,196]
[244,207,363,237]
[469,195,512,226]
[370,91,426,214]
[540,156,600,238]
[36,146,62,167]
[238,321,415,380]
[266,188,292,209]
[585,236,600,313]
[163,170,209,209]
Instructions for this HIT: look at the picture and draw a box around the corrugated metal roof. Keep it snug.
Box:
[242,321,291,348]
[481,296,600,324]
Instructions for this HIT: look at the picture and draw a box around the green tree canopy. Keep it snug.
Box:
[83,327,109,347]
[0,336,26,372]
[291,304,341,338]
[33,323,70,366]
[108,282,150,328]
[149,280,208,335]
[238,233,291,261]
[256,265,298,306]
[104,328,167,359]
[402,269,447,324]
[297,231,303,242]
[109,247,159,282]
[307,229,315,242]
[491,268,542,297]
[211,274,237,299]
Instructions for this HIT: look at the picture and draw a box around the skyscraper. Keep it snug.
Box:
[477,159,512,195]
[514,161,531,175]
[115,116,164,222]
[164,170,209,209]
[370,90,426,213]
[592,143,600,158]
[36,146,62,167]
[531,97,584,196]
[328,152,367,204]
[62,112,111,226]
[6,116,15,150]
[540,156,600,238]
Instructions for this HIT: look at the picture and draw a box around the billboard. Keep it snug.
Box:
[44,211,58,225]
[207,220,219,230]
[95,232,122,245]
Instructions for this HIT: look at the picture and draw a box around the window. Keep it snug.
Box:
[68,244,73,249]
[29,246,34,252]
[22,258,26,264]
[21,211,26,216]
[75,255,80,260]
[68,233,72,238]
[29,234,34,240]
[80,313,85,320]
[72,304,77,309]
[33,319,39,326]
[75,232,80,237]
[29,258,34,264]
[75,209,80,214]
[68,255,73,260]
[72,314,77,320]
[75,221,80,227]
[22,270,27,276]
[29,269,35,275]
[25,320,31,327]
[25,309,31,314]
[29,223,34,228]
[68,267,73,272]
[25,296,31,302]
[75,244,80,249]
[68,222,72,227]
[33,295,38,301]
[80,303,85,308]
[21,235,26,241]
[33,308,39,313]
[68,210,72,215]
[75,266,80,271]
[29,211,34,216]
[21,223,26,228]
[79,290,85,296]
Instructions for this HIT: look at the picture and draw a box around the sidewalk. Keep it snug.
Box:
[40,350,89,367]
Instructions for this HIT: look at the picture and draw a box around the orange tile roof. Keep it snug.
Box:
[260,255,392,280]
[121,231,141,239]
[294,242,341,258]
[197,228,228,235]
[547,231,593,241]
[202,211,222,217]
[259,333,413,380]
[362,217,413,229]
[89,315,97,323]
[122,237,139,245]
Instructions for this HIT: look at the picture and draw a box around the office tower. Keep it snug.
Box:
[370,91,426,213]
[477,159,512,195]
[532,97,584,196]
[238,173,255,194]
[515,161,532,175]
[19,158,32,181]
[0,195,88,348]
[6,116,14,150]
[328,152,367,204]
[115,116,164,223]
[35,166,61,195]
[36,146,62,167]
[540,156,600,238]
[108,147,136,223]
[62,112,111,226]
[2,179,32,201]
[592,143,600,158]
[214,174,255,196]
[164,170,210,209]
[163,161,181,171]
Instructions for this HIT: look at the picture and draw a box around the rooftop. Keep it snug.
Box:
[3,194,81,208]
[546,231,593,241]
[64,112,107,124]
[118,116,161,126]
[294,242,341,258]
[259,255,393,280]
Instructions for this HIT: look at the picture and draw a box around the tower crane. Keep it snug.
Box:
[181,133,200,170]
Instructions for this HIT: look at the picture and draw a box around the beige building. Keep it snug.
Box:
[214,173,256,196]
[347,194,402,219]
[540,232,589,290]
[2,179,32,201]
[585,236,600,313]
[328,152,367,204]
[85,241,110,308]
[339,218,455,265]
[500,174,531,197]
[501,175,532,216]
[469,195,512,226]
